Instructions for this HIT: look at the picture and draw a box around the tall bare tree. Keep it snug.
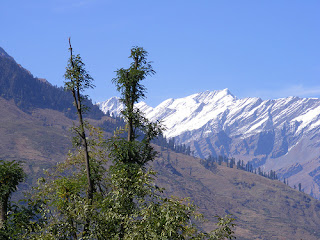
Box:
[64,38,94,236]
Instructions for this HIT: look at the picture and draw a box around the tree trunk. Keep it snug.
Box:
[127,56,139,143]
[71,88,94,200]
[68,39,93,236]
[0,197,8,228]
[127,115,133,142]
[72,88,94,236]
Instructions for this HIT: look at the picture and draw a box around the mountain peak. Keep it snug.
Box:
[0,47,14,60]
[216,88,235,98]
[96,96,123,116]
[97,90,320,199]
[193,88,236,104]
[201,88,234,97]
[221,88,232,95]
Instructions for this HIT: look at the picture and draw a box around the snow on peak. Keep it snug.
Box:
[97,90,320,141]
[97,97,123,116]
[135,101,153,115]
[97,91,320,199]
[98,89,237,137]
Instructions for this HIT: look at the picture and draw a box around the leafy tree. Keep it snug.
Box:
[8,124,109,239]
[112,46,155,143]
[64,38,95,204]
[18,46,235,239]
[0,160,25,228]
[13,40,103,239]
[108,46,235,239]
[0,197,44,239]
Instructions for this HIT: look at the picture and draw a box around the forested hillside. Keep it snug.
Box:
[0,47,103,119]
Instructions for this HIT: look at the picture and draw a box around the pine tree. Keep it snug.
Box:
[186,145,191,155]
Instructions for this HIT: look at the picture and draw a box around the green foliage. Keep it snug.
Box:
[112,46,156,142]
[18,126,109,239]
[0,199,44,240]
[210,215,236,240]
[0,160,26,238]
[0,160,25,201]
[108,122,162,165]
[64,52,95,113]
[10,46,236,239]
[112,47,155,106]
[64,41,96,234]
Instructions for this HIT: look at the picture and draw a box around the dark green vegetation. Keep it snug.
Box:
[0,46,320,239]
[0,47,102,119]
[0,160,25,228]
[201,155,279,181]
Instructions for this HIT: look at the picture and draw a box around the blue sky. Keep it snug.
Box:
[1,0,319,107]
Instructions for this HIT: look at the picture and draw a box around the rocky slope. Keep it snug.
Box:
[98,90,320,198]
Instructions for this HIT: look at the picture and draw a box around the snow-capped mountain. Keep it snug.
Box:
[98,89,320,198]
[96,97,123,117]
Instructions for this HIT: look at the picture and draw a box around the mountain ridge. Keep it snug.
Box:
[98,89,320,198]
[0,47,14,60]
[98,89,320,139]
[0,46,104,119]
